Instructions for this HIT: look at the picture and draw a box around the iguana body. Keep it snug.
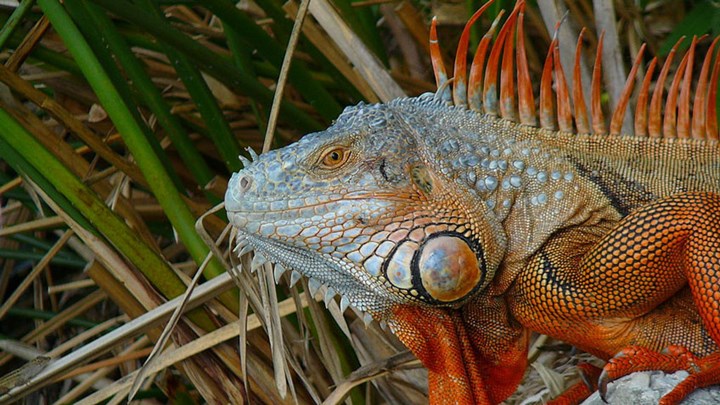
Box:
[225,1,720,403]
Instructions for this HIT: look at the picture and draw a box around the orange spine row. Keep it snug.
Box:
[429,0,720,139]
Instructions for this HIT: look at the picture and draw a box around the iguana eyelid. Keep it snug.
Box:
[317,145,352,169]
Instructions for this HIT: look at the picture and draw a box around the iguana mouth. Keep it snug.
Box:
[230,228,398,324]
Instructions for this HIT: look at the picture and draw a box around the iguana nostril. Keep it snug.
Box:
[239,176,252,191]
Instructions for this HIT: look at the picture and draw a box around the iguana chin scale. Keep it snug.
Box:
[225,0,720,403]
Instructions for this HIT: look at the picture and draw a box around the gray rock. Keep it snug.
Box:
[582,371,720,404]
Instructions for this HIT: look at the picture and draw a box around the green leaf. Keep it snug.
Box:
[88,0,324,132]
[659,0,719,55]
[0,137,96,235]
[69,0,218,192]
[37,0,226,294]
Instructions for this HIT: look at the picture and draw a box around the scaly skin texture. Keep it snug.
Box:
[225,95,720,403]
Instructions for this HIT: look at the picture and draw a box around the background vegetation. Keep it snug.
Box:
[0,0,717,403]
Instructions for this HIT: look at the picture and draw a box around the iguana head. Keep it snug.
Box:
[225,96,506,321]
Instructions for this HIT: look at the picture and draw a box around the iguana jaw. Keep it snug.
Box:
[226,187,490,320]
[227,207,403,318]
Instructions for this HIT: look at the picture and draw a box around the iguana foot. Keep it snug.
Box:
[599,345,720,405]
[547,363,601,405]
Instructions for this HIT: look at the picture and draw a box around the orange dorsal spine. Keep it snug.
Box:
[573,28,590,134]
[539,39,556,131]
[430,0,720,140]
[500,9,517,121]
[453,0,495,107]
[591,32,606,135]
[552,26,573,133]
[609,43,646,135]
[483,5,520,116]
[692,37,720,139]
[634,57,658,137]
[516,3,536,126]
[649,37,684,138]
[663,50,690,138]
[707,40,720,139]
[429,17,450,102]
[468,11,505,111]
[678,36,701,138]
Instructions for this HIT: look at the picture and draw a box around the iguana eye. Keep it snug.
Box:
[319,146,350,169]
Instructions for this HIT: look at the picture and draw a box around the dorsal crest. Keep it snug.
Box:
[430,0,720,140]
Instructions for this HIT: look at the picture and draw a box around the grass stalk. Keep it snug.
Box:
[88,0,324,132]
[38,0,227,286]
[72,0,218,192]
[0,0,36,50]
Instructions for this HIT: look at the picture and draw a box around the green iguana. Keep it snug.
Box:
[225,1,720,403]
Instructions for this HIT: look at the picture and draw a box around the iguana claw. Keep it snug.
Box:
[596,345,720,405]
[597,368,610,403]
[598,350,631,403]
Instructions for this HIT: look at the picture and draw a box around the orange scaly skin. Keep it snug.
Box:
[512,192,720,402]
[392,297,530,404]
[225,1,720,403]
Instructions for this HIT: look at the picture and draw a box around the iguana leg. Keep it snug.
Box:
[512,192,720,404]
[595,193,720,404]
[600,346,720,404]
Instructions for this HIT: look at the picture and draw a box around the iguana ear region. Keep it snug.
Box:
[417,233,483,302]
[382,231,485,304]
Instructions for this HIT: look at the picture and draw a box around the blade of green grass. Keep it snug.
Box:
[7,308,99,329]
[38,0,229,285]
[0,248,86,268]
[201,0,344,121]
[224,18,268,147]
[0,105,225,331]
[68,0,219,194]
[0,0,36,50]
[0,108,186,301]
[61,0,186,193]
[10,234,83,261]
[87,0,323,132]
[0,137,95,234]
[251,0,292,42]
[134,0,243,173]
[169,52,244,173]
